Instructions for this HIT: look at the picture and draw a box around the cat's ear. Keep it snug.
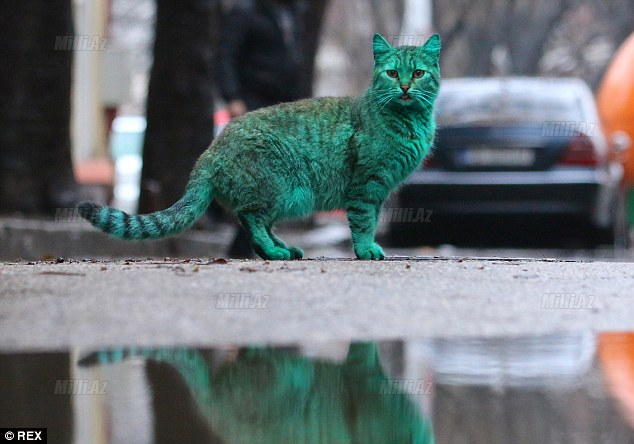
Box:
[346,342,381,370]
[420,33,441,59]
[373,33,393,62]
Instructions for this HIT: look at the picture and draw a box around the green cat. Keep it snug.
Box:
[79,34,441,260]
[80,343,435,443]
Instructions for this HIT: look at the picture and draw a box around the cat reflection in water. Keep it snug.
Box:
[80,342,435,443]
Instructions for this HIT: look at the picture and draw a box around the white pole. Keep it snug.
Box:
[399,0,433,45]
[71,0,108,162]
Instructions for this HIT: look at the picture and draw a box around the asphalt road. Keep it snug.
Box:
[1,256,634,352]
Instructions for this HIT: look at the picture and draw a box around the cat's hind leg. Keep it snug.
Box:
[238,213,292,260]
[266,226,303,259]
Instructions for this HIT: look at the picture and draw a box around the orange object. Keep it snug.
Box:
[598,332,634,429]
[73,159,115,186]
[597,33,634,184]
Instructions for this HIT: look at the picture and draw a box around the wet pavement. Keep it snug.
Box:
[2,215,634,443]
[2,334,634,443]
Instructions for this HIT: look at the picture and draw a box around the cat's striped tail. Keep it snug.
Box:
[78,173,213,240]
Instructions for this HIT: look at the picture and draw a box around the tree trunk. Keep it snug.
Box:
[139,0,219,213]
[503,0,570,75]
[0,0,75,214]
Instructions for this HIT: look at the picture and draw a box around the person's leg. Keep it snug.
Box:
[228,224,255,259]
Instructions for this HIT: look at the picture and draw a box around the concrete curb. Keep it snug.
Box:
[0,217,229,261]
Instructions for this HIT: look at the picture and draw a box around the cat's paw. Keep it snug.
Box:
[288,246,304,259]
[354,243,385,260]
[260,246,292,260]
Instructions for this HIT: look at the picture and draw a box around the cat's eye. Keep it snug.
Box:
[412,69,426,79]
[386,70,399,78]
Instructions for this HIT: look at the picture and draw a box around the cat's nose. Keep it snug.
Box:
[400,84,410,93]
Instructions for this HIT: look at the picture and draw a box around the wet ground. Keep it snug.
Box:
[2,334,634,443]
[2,214,634,443]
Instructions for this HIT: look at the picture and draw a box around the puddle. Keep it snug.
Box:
[2,332,634,443]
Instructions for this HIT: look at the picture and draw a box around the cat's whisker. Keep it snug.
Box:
[367,89,391,99]
[368,92,394,111]
[378,96,395,113]
[372,93,395,112]
[368,91,392,105]
[412,92,435,109]
[366,97,388,109]
[418,93,436,102]
[418,91,437,101]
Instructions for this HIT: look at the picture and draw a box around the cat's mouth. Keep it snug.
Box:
[400,93,412,100]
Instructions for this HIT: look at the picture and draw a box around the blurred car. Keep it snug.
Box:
[387,77,630,248]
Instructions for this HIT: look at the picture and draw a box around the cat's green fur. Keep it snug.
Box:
[80,343,435,443]
[79,34,441,260]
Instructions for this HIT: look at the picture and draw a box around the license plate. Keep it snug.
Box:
[460,147,535,167]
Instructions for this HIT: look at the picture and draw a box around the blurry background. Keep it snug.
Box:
[1,0,634,260]
[62,0,634,195]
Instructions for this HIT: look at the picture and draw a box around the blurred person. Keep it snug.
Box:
[0,0,77,215]
[217,0,309,258]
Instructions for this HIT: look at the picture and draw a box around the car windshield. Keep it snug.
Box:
[435,82,586,127]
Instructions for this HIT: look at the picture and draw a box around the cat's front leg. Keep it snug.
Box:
[346,201,385,260]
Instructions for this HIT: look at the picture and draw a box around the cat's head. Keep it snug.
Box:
[370,34,441,110]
